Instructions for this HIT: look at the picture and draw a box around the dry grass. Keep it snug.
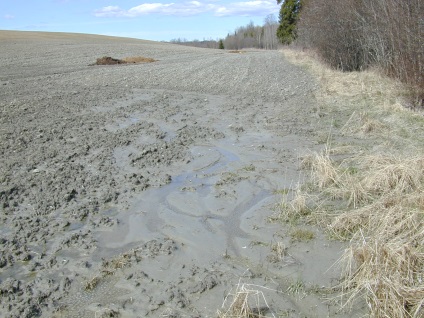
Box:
[341,111,387,135]
[275,185,314,225]
[306,148,339,190]
[286,278,305,296]
[84,275,101,291]
[303,154,423,317]
[83,250,134,291]
[280,48,424,317]
[304,148,424,317]
[339,207,423,317]
[290,228,315,242]
[218,278,275,318]
[270,241,286,262]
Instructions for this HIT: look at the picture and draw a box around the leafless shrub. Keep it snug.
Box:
[297,0,423,106]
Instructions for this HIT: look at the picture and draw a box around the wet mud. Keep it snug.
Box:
[0,31,363,317]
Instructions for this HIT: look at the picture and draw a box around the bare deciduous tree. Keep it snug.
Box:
[264,14,279,50]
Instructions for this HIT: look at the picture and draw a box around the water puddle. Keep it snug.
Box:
[97,145,272,257]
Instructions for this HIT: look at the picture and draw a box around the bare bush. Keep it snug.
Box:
[297,0,423,106]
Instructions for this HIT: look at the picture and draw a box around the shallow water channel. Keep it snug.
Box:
[97,144,273,260]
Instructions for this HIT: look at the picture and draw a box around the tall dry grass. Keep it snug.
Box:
[324,153,424,318]
[281,48,424,317]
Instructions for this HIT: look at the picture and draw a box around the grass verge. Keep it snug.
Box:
[279,48,424,318]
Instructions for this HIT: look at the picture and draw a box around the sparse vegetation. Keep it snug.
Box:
[218,278,273,318]
[216,171,247,186]
[84,275,101,291]
[286,278,305,296]
[289,228,314,242]
[270,241,286,262]
[83,249,134,291]
[249,240,269,248]
[242,165,255,172]
[275,187,312,225]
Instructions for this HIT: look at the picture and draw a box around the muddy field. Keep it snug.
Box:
[0,31,363,317]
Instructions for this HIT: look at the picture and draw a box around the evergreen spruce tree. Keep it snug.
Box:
[276,0,302,44]
[218,39,225,50]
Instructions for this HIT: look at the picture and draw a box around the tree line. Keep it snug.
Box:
[169,38,222,49]
[170,14,279,50]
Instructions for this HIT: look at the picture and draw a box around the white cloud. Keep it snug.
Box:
[94,6,126,17]
[128,3,174,16]
[94,1,278,17]
[215,1,278,16]
[94,2,209,17]
[4,14,15,19]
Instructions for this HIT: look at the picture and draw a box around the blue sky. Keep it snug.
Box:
[0,0,280,41]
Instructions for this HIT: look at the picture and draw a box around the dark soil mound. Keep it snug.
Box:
[94,56,125,65]
[91,56,157,66]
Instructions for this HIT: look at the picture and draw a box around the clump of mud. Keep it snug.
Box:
[91,56,156,66]
[94,56,124,65]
